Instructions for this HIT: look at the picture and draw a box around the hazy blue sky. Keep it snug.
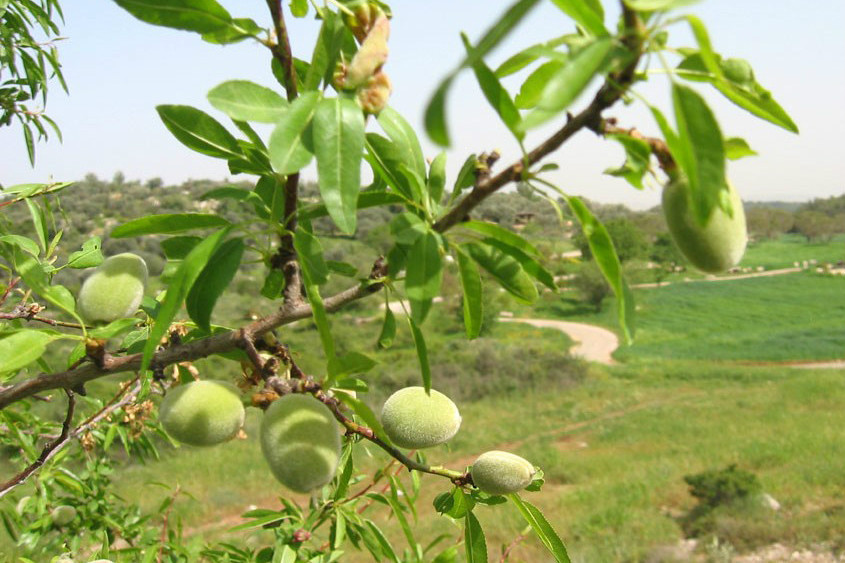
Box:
[2,0,843,209]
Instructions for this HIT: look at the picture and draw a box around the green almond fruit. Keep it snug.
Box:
[470,450,536,495]
[50,504,77,527]
[260,394,342,493]
[662,179,748,274]
[159,380,245,447]
[380,386,461,449]
[77,253,147,323]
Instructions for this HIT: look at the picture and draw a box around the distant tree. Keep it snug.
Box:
[746,207,794,240]
[573,262,611,311]
[793,210,837,242]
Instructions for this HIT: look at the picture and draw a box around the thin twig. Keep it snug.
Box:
[0,389,75,497]
[265,0,298,101]
[499,532,528,562]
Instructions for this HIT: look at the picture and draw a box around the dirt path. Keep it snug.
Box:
[499,317,619,365]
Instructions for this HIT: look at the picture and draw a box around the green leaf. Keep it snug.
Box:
[550,0,607,36]
[0,330,55,378]
[0,235,40,257]
[312,97,366,234]
[671,83,727,224]
[464,512,488,563]
[156,105,242,160]
[482,237,556,290]
[142,229,229,372]
[427,152,447,207]
[365,134,419,202]
[377,304,396,349]
[464,242,538,304]
[564,195,634,343]
[114,0,232,33]
[455,248,483,340]
[207,80,288,123]
[407,317,431,393]
[289,0,308,17]
[462,33,523,140]
[510,495,571,563]
[66,236,104,269]
[328,351,376,378]
[13,250,77,317]
[377,107,427,183]
[365,520,400,563]
[446,487,475,519]
[88,318,142,340]
[25,199,47,253]
[160,236,202,259]
[604,134,652,189]
[521,37,613,130]
[389,212,428,247]
[185,237,244,332]
[684,15,797,133]
[200,17,263,44]
[268,91,320,174]
[405,232,442,325]
[296,229,336,378]
[301,189,406,221]
[326,260,358,277]
[304,10,344,91]
[495,35,572,77]
[424,0,541,146]
[462,220,541,258]
[724,137,757,160]
[337,393,391,447]
[293,227,329,286]
[111,214,230,237]
[624,0,700,10]
[515,60,565,109]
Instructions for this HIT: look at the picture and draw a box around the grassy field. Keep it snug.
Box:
[531,270,845,362]
[740,234,845,269]
[76,363,845,562]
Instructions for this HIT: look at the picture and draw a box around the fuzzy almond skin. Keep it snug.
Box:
[77,253,147,323]
[380,387,461,449]
[260,394,342,493]
[159,380,245,447]
[662,180,748,274]
[50,505,77,527]
[471,451,536,495]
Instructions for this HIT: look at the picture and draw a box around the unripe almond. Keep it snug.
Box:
[77,253,147,323]
[260,394,342,493]
[159,380,245,447]
[380,386,461,449]
[662,179,747,273]
[470,450,536,495]
[50,505,77,527]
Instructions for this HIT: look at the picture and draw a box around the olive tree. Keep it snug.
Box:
[0,0,796,560]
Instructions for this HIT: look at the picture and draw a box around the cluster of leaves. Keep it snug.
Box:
[0,0,798,561]
[0,0,66,164]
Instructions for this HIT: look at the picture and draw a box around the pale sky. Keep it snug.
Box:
[1,0,843,210]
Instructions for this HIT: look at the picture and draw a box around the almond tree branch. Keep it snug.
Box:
[433,3,645,234]
[265,0,298,101]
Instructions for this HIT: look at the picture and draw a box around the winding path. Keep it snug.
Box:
[499,317,619,365]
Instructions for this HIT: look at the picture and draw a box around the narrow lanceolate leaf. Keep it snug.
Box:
[564,195,634,343]
[378,303,396,349]
[268,91,320,174]
[408,317,431,393]
[111,214,230,238]
[464,512,488,563]
[292,227,329,286]
[424,0,541,146]
[312,97,365,234]
[462,34,523,140]
[482,237,556,290]
[156,105,242,160]
[427,151,448,208]
[465,242,538,304]
[405,232,442,325]
[114,0,232,34]
[685,15,798,133]
[13,250,77,318]
[25,199,48,253]
[377,107,427,182]
[515,60,565,109]
[462,220,541,258]
[510,494,571,563]
[185,237,244,332]
[456,249,482,340]
[550,0,607,37]
[671,83,726,225]
[142,228,229,372]
[207,80,288,123]
[521,37,613,130]
[0,330,56,379]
